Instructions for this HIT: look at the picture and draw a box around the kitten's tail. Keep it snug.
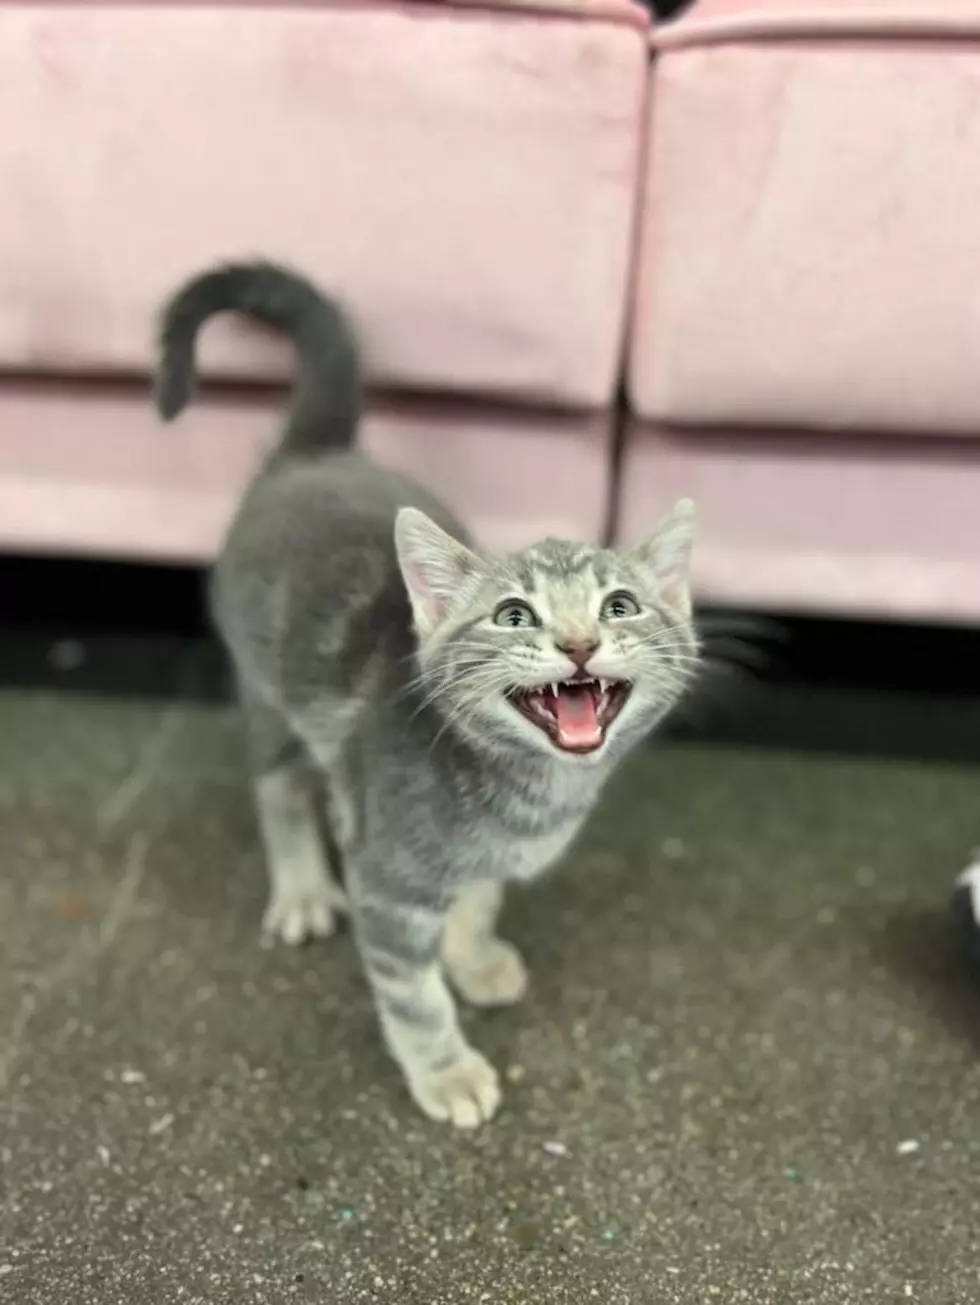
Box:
[153,260,361,457]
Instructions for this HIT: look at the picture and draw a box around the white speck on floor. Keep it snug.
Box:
[543,1141,570,1158]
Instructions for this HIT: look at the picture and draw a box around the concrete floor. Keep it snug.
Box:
[2,642,979,1304]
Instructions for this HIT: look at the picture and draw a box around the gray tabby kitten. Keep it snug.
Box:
[155,262,698,1128]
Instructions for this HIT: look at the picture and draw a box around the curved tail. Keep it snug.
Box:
[153,260,361,457]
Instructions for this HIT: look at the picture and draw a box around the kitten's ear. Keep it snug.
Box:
[394,507,481,637]
[631,497,696,617]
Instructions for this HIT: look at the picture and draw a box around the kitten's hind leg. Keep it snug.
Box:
[442,881,528,1007]
[240,685,346,946]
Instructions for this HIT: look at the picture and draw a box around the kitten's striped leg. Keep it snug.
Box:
[354,892,501,1128]
[442,881,528,1007]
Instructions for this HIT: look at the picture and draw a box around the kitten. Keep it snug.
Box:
[154,261,699,1128]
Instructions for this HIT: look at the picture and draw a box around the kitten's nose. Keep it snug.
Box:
[556,638,599,669]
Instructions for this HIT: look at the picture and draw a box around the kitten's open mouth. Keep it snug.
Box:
[507,676,631,754]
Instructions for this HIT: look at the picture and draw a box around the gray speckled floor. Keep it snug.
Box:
[2,652,979,1305]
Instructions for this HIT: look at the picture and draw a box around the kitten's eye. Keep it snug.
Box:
[493,600,539,629]
[601,591,641,621]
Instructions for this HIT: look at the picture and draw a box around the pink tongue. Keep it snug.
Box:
[554,685,601,748]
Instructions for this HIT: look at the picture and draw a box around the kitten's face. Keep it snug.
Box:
[395,503,698,763]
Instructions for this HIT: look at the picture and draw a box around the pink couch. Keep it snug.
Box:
[0,0,648,556]
[618,0,980,622]
[4,0,980,623]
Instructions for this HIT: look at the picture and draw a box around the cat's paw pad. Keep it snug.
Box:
[261,880,341,947]
[409,1050,501,1129]
[448,940,529,1008]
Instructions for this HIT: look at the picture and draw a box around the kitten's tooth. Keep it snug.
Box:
[551,683,560,698]
[598,677,608,693]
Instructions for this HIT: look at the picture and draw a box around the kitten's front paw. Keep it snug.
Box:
[261,879,343,947]
[408,1049,501,1129]
[447,940,529,1008]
